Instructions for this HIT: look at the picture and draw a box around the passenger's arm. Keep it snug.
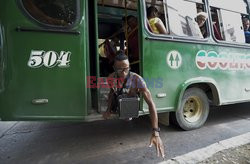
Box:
[155,19,168,34]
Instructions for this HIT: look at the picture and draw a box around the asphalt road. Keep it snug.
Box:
[0,103,250,164]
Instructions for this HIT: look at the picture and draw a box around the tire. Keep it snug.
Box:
[174,88,209,131]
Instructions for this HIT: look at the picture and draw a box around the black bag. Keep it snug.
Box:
[117,94,140,119]
[110,72,140,119]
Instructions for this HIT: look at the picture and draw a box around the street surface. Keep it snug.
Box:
[0,103,250,164]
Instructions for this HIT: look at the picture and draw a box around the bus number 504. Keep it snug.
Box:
[27,50,71,68]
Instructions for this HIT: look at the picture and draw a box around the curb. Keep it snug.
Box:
[159,132,250,164]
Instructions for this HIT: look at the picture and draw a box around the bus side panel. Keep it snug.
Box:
[0,1,88,120]
[142,40,185,112]
[142,37,250,112]
[207,45,250,104]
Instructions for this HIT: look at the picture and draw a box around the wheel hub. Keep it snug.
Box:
[183,96,203,123]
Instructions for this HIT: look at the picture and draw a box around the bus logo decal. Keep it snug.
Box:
[167,50,182,69]
[27,50,71,68]
[196,50,250,71]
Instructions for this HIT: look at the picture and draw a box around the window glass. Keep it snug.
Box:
[22,0,78,27]
[210,5,248,43]
[209,0,247,14]
[219,10,245,43]
[145,0,208,38]
[145,0,168,35]
[165,0,207,38]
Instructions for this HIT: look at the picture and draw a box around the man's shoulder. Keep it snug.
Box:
[129,72,147,90]
[130,72,143,79]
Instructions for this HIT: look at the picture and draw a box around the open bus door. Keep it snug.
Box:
[94,0,140,115]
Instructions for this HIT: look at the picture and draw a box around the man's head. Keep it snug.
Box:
[196,12,208,27]
[114,51,130,78]
[243,18,250,31]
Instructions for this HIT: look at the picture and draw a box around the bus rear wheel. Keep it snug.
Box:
[174,88,209,130]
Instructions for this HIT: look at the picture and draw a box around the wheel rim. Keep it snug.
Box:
[183,96,203,123]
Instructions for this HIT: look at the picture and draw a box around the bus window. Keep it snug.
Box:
[145,0,168,35]
[218,9,245,43]
[209,0,247,43]
[157,0,208,39]
[210,8,223,40]
[21,0,78,27]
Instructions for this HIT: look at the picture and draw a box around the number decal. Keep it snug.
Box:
[58,51,71,68]
[27,50,44,68]
[27,50,71,68]
[43,51,58,68]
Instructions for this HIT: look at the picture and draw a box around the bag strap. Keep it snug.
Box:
[117,71,130,95]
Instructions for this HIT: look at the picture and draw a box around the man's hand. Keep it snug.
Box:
[149,135,165,158]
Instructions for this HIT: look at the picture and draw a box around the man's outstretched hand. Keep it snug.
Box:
[149,135,165,158]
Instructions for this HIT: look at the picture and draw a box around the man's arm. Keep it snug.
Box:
[141,87,165,158]
[142,88,158,129]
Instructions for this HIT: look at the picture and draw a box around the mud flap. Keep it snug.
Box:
[158,112,170,126]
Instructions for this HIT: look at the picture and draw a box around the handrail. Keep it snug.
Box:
[16,26,80,35]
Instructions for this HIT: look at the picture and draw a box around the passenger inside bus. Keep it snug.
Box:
[212,22,223,40]
[99,16,140,75]
[124,15,139,73]
[243,17,250,43]
[97,1,140,77]
[147,6,168,34]
[195,11,208,38]
[210,9,223,40]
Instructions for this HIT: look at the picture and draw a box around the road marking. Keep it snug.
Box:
[159,132,250,164]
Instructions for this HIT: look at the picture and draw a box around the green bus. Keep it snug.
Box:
[1,0,250,130]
